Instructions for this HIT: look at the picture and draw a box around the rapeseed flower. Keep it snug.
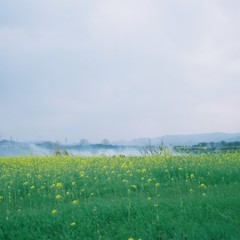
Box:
[72,200,79,205]
[56,182,63,189]
[55,194,61,200]
[200,183,207,189]
[51,209,58,214]
[190,173,195,179]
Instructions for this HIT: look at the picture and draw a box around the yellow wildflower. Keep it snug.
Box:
[200,183,207,189]
[56,182,63,189]
[79,172,85,178]
[55,194,61,200]
[51,209,58,214]
[72,200,79,205]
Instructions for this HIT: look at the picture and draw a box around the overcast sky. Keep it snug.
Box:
[0,0,240,143]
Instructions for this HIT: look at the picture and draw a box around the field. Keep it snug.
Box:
[0,152,239,240]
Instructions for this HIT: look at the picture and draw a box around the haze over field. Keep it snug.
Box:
[0,0,240,143]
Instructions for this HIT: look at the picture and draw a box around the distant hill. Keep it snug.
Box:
[157,132,240,146]
[114,132,240,146]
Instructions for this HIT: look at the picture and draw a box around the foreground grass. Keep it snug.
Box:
[0,153,239,240]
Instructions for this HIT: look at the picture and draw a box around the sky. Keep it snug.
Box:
[0,0,240,143]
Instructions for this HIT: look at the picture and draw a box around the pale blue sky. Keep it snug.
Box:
[0,0,240,142]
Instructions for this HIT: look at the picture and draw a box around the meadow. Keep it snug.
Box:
[0,152,239,240]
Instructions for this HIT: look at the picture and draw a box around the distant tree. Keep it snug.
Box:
[54,148,62,156]
[62,149,69,156]
[220,141,226,146]
[198,142,207,147]
[54,148,70,156]
[209,142,215,148]
[80,139,89,145]
[102,139,110,145]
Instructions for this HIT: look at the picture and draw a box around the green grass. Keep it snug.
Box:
[0,152,239,239]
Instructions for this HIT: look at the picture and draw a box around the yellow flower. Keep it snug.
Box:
[130,185,137,189]
[79,172,85,178]
[55,194,61,200]
[72,200,79,205]
[70,222,76,226]
[190,174,195,179]
[30,185,35,190]
[71,181,76,186]
[128,238,134,240]
[56,182,63,189]
[189,188,193,192]
[155,183,160,187]
[200,183,207,189]
[147,197,151,201]
[147,178,152,183]
[51,209,58,214]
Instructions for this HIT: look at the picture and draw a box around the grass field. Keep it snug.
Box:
[0,152,239,240]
